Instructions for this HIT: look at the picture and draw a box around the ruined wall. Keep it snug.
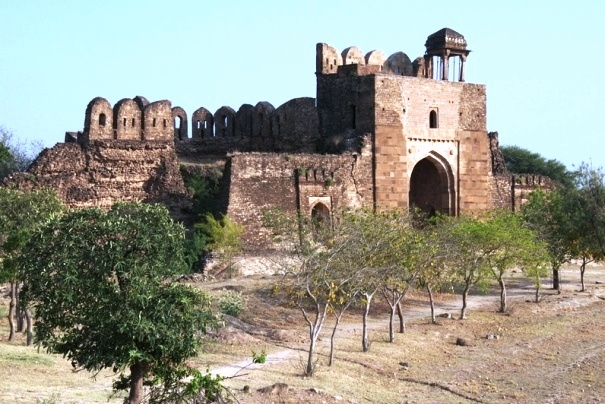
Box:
[176,97,320,155]
[489,174,555,211]
[83,96,175,143]
[6,140,188,214]
[226,138,374,250]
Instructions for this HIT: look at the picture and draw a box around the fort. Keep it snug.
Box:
[5,28,553,249]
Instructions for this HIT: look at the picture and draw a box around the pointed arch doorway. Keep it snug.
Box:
[409,153,456,216]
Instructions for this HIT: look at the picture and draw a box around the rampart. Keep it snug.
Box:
[4,29,554,251]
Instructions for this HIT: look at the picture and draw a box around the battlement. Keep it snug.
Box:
[81,96,174,144]
[317,28,470,82]
[316,43,419,77]
[79,95,320,154]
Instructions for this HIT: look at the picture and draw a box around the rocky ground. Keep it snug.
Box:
[2,264,605,403]
[198,264,605,403]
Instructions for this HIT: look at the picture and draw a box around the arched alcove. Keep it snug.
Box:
[409,154,455,215]
[311,202,331,228]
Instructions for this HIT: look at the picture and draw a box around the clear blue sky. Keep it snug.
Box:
[1,0,603,170]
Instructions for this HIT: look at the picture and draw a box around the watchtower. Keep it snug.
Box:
[315,28,489,216]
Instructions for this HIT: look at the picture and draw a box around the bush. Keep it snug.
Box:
[217,290,245,317]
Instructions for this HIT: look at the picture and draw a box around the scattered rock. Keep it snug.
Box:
[456,337,470,346]
[437,313,452,319]
[257,382,289,395]
[242,385,251,393]
[399,361,409,369]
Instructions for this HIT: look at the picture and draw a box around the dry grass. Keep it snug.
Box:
[2,264,605,403]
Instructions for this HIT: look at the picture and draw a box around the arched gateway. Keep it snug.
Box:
[409,153,456,216]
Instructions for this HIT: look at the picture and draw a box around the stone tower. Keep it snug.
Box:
[315,28,489,216]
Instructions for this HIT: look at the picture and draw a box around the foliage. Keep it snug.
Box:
[438,214,496,318]
[500,145,572,186]
[521,188,575,291]
[217,290,245,317]
[0,126,43,179]
[571,163,605,258]
[180,169,223,272]
[0,188,63,342]
[0,188,63,283]
[19,202,218,403]
[252,349,267,364]
[181,169,222,218]
[476,210,549,311]
[198,213,244,276]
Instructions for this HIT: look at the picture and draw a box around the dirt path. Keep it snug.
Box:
[206,265,605,403]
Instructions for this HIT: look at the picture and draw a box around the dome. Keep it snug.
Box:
[425,28,467,52]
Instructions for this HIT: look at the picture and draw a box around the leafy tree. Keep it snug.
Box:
[199,213,244,277]
[19,202,218,404]
[380,215,424,341]
[180,169,222,272]
[522,188,574,291]
[415,218,453,324]
[501,145,572,186]
[566,163,605,290]
[441,215,493,319]
[479,210,549,312]
[0,126,43,179]
[336,210,397,352]
[0,188,63,343]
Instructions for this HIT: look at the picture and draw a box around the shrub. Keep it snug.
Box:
[217,290,245,317]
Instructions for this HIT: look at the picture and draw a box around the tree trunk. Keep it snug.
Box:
[460,283,470,320]
[8,282,16,341]
[128,362,147,404]
[25,308,33,346]
[362,294,372,352]
[328,314,343,367]
[535,284,540,303]
[498,278,507,313]
[396,301,406,333]
[427,284,436,324]
[307,334,317,376]
[16,283,24,332]
[388,305,396,343]
[552,268,560,292]
[580,261,586,292]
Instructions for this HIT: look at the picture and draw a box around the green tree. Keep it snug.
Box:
[0,188,63,343]
[0,126,43,179]
[566,163,605,290]
[415,218,453,324]
[19,202,218,404]
[199,213,244,277]
[441,215,493,319]
[479,210,549,312]
[501,145,572,186]
[522,188,574,292]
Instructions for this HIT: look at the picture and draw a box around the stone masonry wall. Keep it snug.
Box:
[5,140,188,213]
[226,142,374,250]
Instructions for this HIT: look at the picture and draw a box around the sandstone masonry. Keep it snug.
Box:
[5,28,547,250]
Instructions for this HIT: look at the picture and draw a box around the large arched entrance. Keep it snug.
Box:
[409,154,456,215]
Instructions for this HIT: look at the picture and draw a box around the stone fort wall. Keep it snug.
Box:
[4,31,554,251]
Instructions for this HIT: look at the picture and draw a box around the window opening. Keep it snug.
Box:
[429,110,438,129]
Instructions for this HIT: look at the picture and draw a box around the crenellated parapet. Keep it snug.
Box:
[316,43,419,77]
[176,97,319,154]
[80,95,320,154]
[81,96,176,144]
